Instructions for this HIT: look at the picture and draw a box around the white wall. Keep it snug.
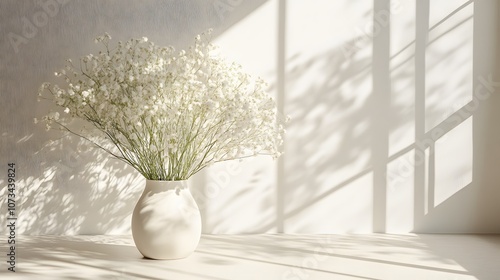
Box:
[0,0,499,235]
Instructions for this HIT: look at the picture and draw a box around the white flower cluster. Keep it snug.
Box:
[38,31,286,180]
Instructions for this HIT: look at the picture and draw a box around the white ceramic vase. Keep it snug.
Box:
[132,180,201,260]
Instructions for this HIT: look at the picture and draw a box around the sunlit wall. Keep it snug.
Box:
[0,0,499,235]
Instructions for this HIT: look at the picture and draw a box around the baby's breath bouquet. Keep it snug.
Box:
[38,31,285,180]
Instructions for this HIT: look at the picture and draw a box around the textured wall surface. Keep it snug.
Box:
[0,0,499,235]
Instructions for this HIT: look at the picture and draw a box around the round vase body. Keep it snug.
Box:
[132,180,201,260]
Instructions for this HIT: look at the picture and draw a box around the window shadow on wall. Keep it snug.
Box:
[268,0,494,234]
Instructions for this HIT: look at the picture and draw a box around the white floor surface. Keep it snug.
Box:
[1,234,500,280]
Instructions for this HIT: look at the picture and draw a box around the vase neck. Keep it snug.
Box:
[145,180,188,192]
